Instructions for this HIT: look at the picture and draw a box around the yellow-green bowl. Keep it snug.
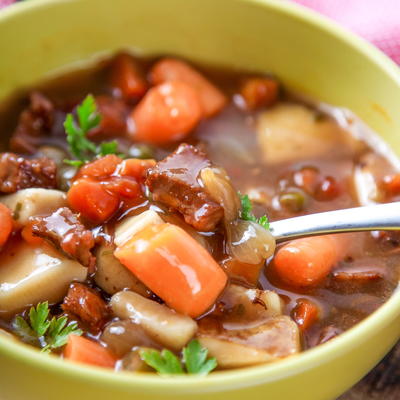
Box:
[0,0,400,399]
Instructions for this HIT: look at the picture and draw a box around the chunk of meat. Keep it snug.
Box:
[10,92,54,153]
[62,283,109,332]
[30,207,95,271]
[87,96,128,139]
[146,144,224,231]
[0,153,57,193]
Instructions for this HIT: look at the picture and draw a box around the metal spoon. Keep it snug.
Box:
[269,202,400,243]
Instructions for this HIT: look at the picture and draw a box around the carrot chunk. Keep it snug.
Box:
[130,81,202,144]
[0,203,13,247]
[76,154,123,179]
[64,334,116,368]
[273,236,340,287]
[117,158,156,183]
[110,53,148,99]
[150,58,227,117]
[114,223,227,317]
[67,178,119,223]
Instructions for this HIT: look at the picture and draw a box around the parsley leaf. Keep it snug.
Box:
[182,339,217,375]
[140,349,184,374]
[64,95,122,166]
[140,340,217,375]
[239,193,270,230]
[42,317,82,353]
[29,302,51,337]
[12,302,82,352]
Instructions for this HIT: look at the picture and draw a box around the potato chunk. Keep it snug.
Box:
[198,337,273,368]
[0,241,87,316]
[95,244,148,296]
[114,210,163,247]
[0,188,67,227]
[110,290,197,350]
[257,104,359,164]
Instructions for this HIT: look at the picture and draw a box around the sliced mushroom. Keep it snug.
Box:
[95,244,149,296]
[110,290,197,350]
[199,316,300,368]
[0,241,87,317]
[0,188,67,227]
[101,320,159,357]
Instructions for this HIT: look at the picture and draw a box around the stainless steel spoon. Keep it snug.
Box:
[269,202,400,243]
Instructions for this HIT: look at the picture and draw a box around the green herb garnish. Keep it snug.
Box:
[140,339,217,375]
[64,94,122,166]
[12,302,82,352]
[239,193,270,229]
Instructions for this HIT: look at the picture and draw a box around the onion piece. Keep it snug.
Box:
[200,167,240,223]
[227,220,276,265]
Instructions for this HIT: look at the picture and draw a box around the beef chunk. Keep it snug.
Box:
[62,283,109,332]
[146,144,224,231]
[10,92,54,153]
[0,152,57,193]
[31,207,96,271]
[87,96,128,139]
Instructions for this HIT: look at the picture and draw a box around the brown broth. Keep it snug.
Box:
[0,54,399,360]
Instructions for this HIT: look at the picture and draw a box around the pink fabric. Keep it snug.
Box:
[292,0,400,64]
[1,0,400,64]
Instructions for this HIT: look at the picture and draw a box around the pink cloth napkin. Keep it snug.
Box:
[1,0,400,64]
[292,0,400,64]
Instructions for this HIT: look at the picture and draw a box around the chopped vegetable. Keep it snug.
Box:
[239,193,270,229]
[12,302,82,352]
[150,58,226,117]
[291,299,320,331]
[64,95,122,166]
[273,236,341,287]
[110,290,197,351]
[64,334,116,368]
[140,339,217,375]
[131,81,203,144]
[67,178,119,223]
[279,190,306,212]
[239,77,279,110]
[114,223,227,317]
[0,203,13,247]
[0,242,87,317]
[110,53,148,99]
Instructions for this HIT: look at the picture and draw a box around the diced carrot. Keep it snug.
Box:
[382,173,400,196]
[130,81,203,144]
[21,223,44,246]
[77,155,123,179]
[117,158,156,183]
[239,77,279,110]
[291,299,320,331]
[273,236,341,287]
[110,53,148,99]
[150,58,227,117]
[64,334,116,368]
[0,203,13,247]
[103,176,140,199]
[314,176,341,201]
[114,223,227,317]
[294,167,320,194]
[68,178,119,223]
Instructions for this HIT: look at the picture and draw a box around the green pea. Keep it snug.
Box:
[279,190,306,212]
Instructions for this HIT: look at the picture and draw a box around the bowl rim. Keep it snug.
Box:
[0,0,400,393]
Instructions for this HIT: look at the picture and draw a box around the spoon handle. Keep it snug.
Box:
[269,202,400,243]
